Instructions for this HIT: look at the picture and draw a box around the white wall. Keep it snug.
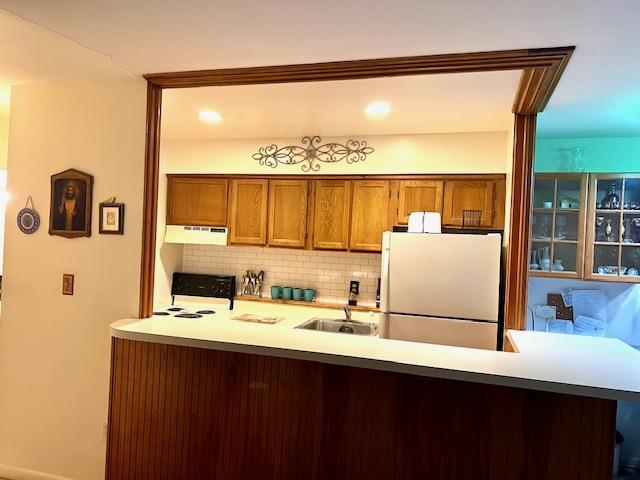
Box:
[0,86,9,170]
[153,142,183,307]
[0,79,146,479]
[0,170,7,274]
[161,131,509,174]
[0,88,9,274]
[527,277,640,344]
[527,276,640,469]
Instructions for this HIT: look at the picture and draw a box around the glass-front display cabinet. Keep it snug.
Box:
[586,174,640,281]
[530,174,588,278]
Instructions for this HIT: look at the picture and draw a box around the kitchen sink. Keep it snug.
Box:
[295,318,377,336]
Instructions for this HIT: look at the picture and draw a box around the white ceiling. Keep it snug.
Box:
[161,71,519,139]
[0,9,130,86]
[0,0,639,136]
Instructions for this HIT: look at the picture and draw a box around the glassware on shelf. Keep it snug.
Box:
[538,246,551,271]
[533,178,554,208]
[555,214,566,240]
[600,183,621,210]
[632,218,640,242]
[530,174,585,277]
[595,216,604,241]
[532,213,552,240]
[595,213,620,242]
[622,219,633,243]
[605,219,613,242]
[530,250,539,270]
[622,246,640,277]
[554,243,577,272]
[624,178,640,210]
[593,244,619,275]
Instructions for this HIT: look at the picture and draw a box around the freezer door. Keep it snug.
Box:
[388,233,501,321]
[380,313,498,350]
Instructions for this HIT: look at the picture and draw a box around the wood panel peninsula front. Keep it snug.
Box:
[107,302,640,479]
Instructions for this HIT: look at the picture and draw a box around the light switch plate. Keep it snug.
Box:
[62,274,74,295]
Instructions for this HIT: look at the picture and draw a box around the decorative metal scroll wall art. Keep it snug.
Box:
[252,135,373,172]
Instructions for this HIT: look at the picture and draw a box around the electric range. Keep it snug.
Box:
[153,272,236,318]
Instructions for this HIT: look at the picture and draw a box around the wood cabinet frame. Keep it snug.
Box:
[312,179,353,250]
[138,48,575,336]
[228,178,269,245]
[349,180,391,252]
[585,173,640,283]
[442,179,497,228]
[166,176,228,226]
[529,173,588,279]
[395,180,444,225]
[267,179,309,248]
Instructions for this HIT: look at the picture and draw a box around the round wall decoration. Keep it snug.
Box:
[17,196,40,234]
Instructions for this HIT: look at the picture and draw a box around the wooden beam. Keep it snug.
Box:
[144,47,574,89]
[505,114,537,331]
[138,83,162,318]
[512,68,548,115]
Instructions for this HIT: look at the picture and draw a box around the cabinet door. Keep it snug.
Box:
[350,181,390,252]
[312,180,352,250]
[442,180,496,228]
[397,180,443,224]
[167,176,228,226]
[268,180,308,248]
[229,179,268,245]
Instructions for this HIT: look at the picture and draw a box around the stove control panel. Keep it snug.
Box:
[171,273,236,309]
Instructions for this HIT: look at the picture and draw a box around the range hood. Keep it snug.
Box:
[164,225,228,246]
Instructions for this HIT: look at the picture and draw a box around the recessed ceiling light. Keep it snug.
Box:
[198,109,223,124]
[364,101,391,119]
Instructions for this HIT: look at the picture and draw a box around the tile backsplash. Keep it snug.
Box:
[183,245,381,306]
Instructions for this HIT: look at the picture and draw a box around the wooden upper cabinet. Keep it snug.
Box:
[350,181,390,252]
[229,179,268,245]
[397,180,444,224]
[268,179,308,248]
[166,176,228,226]
[312,180,352,250]
[442,180,498,228]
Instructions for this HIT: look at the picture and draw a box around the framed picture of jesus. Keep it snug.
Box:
[49,169,93,238]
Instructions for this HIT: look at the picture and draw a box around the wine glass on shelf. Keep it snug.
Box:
[555,215,567,240]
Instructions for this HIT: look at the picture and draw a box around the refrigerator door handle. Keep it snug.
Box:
[380,233,390,313]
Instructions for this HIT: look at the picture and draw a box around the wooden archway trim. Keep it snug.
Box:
[139,47,574,330]
[506,114,538,330]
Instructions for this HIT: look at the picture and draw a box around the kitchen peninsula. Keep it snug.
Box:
[107,301,640,479]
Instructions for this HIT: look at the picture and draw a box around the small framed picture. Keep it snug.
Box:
[99,202,125,235]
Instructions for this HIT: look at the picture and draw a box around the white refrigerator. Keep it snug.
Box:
[379,232,502,350]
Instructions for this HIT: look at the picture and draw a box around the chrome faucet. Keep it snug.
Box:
[343,305,352,322]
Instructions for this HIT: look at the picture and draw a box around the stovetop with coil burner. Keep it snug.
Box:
[152,306,222,319]
[152,273,236,318]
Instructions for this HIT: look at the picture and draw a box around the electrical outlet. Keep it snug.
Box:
[62,274,74,295]
[102,421,108,441]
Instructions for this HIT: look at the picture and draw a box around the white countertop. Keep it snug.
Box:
[111,301,640,401]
